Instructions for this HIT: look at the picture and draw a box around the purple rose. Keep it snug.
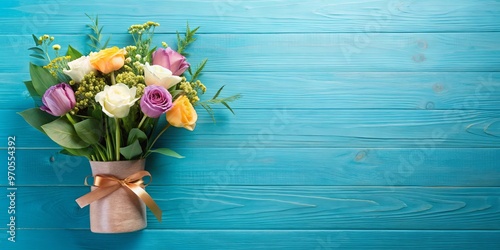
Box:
[152,48,190,76]
[140,85,173,118]
[40,83,76,116]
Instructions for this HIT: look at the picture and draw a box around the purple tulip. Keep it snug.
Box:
[40,83,76,116]
[152,48,190,76]
[140,85,173,118]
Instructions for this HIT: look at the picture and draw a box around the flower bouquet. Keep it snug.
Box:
[19,16,239,233]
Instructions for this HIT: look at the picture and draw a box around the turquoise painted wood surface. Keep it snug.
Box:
[1,0,500,249]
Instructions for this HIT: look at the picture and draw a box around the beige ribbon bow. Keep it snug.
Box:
[75,170,162,222]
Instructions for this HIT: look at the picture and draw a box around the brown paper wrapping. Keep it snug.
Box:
[88,160,147,233]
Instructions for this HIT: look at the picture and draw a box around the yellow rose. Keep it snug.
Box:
[89,47,126,74]
[166,95,197,131]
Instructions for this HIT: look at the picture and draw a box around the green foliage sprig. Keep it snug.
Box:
[198,86,242,122]
[86,14,111,51]
[176,25,241,121]
[28,34,55,66]
[176,23,199,56]
[21,15,241,162]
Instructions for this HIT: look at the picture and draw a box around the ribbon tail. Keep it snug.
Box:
[127,184,163,222]
[75,185,121,208]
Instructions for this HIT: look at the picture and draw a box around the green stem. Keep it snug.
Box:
[104,118,112,160]
[137,115,148,129]
[111,71,116,85]
[45,47,51,62]
[65,113,77,124]
[115,118,121,160]
[95,144,107,161]
[146,124,170,155]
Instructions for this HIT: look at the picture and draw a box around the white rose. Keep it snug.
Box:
[95,83,139,118]
[144,62,182,89]
[63,56,95,82]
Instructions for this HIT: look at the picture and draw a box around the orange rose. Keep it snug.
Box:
[89,47,126,74]
[166,95,197,131]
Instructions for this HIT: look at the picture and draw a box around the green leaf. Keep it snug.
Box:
[190,58,207,82]
[101,36,111,49]
[221,101,235,115]
[29,54,46,60]
[200,102,216,123]
[18,108,58,134]
[28,47,44,54]
[190,26,200,35]
[87,34,98,42]
[170,89,184,98]
[212,85,225,99]
[60,147,93,157]
[120,140,142,160]
[74,119,102,144]
[32,34,41,45]
[24,80,39,98]
[147,46,157,61]
[41,118,90,149]
[149,148,185,158]
[128,128,147,145]
[66,45,83,60]
[30,63,58,96]
[23,81,42,106]
[176,24,201,56]
[91,106,103,120]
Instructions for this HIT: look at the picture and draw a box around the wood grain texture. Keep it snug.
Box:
[2,0,500,34]
[3,230,500,250]
[1,0,500,248]
[2,109,500,148]
[1,148,499,187]
[3,72,500,111]
[0,186,499,230]
[2,33,500,73]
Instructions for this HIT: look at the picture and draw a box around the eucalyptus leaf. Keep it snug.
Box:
[120,140,142,160]
[29,54,46,60]
[41,118,90,149]
[18,108,58,134]
[28,47,44,54]
[74,119,102,144]
[30,63,58,96]
[149,148,185,158]
[32,34,41,45]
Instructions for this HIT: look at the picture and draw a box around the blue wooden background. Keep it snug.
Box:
[1,0,500,249]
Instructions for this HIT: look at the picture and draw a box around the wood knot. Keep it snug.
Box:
[412,54,426,63]
[355,151,366,161]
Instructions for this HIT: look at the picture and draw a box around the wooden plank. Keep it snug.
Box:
[4,72,500,111]
[2,0,500,34]
[3,33,500,73]
[2,109,500,148]
[1,148,500,187]
[1,186,499,230]
[2,229,499,249]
